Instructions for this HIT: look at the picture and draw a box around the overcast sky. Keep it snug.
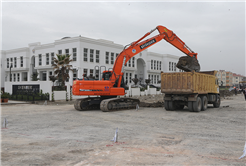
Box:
[1,1,245,75]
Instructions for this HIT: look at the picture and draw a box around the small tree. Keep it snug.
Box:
[145,79,151,85]
[31,72,39,81]
[49,75,57,90]
[132,78,139,87]
[53,54,72,90]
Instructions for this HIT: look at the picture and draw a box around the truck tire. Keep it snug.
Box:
[193,97,202,112]
[188,101,194,112]
[168,101,176,110]
[213,95,220,108]
[164,100,170,111]
[201,96,208,111]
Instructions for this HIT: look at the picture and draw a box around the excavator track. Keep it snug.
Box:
[74,97,101,111]
[100,97,140,112]
[74,97,140,112]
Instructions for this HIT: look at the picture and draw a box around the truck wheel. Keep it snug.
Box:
[193,97,202,112]
[168,101,176,110]
[201,96,208,111]
[188,101,193,112]
[213,95,220,108]
[164,100,170,111]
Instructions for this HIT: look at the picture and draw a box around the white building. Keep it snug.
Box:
[1,36,180,94]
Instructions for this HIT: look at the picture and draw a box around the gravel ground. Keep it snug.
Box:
[1,94,246,165]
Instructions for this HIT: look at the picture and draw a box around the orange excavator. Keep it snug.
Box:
[72,25,200,111]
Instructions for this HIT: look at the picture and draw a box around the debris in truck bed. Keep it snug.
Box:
[176,56,200,72]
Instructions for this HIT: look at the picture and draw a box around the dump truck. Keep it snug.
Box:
[161,71,220,112]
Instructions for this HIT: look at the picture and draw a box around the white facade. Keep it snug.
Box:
[1,35,180,94]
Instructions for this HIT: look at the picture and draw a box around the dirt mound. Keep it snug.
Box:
[219,90,234,97]
[133,94,164,107]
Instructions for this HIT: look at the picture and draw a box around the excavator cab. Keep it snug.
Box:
[102,71,112,80]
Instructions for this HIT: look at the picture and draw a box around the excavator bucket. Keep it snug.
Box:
[176,56,200,72]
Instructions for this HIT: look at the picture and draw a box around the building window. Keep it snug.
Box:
[90,49,94,62]
[126,73,128,84]
[169,62,171,71]
[105,52,109,64]
[46,53,49,65]
[58,50,62,55]
[132,57,135,67]
[83,68,88,77]
[10,74,12,82]
[116,53,119,59]
[42,71,47,81]
[154,75,156,84]
[129,73,132,83]
[14,57,17,68]
[159,61,161,70]
[157,75,159,83]
[95,69,99,80]
[73,48,77,61]
[10,58,13,68]
[172,62,174,71]
[96,50,100,63]
[128,58,131,67]
[7,58,9,68]
[13,73,16,82]
[148,74,150,79]
[157,61,159,70]
[151,75,153,83]
[49,71,52,80]
[23,72,27,81]
[39,54,42,66]
[73,69,77,80]
[174,63,176,71]
[51,53,54,65]
[151,60,153,70]
[65,49,69,57]
[20,56,23,67]
[84,48,88,62]
[154,60,156,70]
[90,69,94,77]
[111,53,114,65]
[17,73,20,81]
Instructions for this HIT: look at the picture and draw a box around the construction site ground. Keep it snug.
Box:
[1,93,246,165]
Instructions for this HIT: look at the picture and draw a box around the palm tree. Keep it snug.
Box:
[52,54,72,90]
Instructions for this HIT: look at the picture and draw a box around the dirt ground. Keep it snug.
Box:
[1,94,246,165]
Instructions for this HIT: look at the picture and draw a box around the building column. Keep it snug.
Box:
[20,72,22,82]
[46,71,49,81]
[37,70,40,80]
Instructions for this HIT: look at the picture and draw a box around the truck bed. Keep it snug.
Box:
[161,71,219,94]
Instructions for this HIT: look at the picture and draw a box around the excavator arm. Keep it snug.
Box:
[111,25,200,87]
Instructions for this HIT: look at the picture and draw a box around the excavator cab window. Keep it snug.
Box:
[102,71,112,80]
[113,74,126,89]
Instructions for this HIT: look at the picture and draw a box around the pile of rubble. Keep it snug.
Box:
[219,90,235,97]
[133,94,164,107]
